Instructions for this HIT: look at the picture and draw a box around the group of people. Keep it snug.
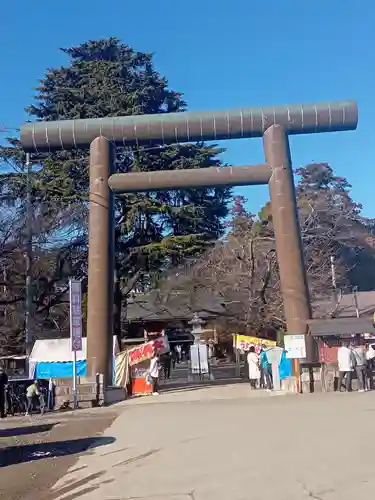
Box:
[148,345,185,395]
[247,344,273,390]
[158,344,190,381]
[159,351,173,380]
[337,339,375,392]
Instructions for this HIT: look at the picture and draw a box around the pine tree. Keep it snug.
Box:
[0,38,231,347]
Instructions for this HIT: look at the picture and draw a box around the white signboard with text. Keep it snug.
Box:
[69,279,82,352]
[284,334,306,359]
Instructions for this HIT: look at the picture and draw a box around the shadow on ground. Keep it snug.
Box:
[161,378,248,394]
[0,423,57,438]
[0,436,115,468]
[49,470,115,500]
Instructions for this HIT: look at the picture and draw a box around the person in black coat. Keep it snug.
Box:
[0,366,8,418]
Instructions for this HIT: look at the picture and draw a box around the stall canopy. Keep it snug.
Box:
[29,337,120,379]
[307,317,375,337]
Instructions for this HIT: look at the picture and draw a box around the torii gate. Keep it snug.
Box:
[21,99,358,384]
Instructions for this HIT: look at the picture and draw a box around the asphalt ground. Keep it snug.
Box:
[0,409,118,500]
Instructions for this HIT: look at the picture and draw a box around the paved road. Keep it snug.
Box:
[49,384,375,500]
[0,408,118,500]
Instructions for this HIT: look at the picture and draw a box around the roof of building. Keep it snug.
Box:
[312,291,375,319]
[126,291,226,323]
[307,317,375,337]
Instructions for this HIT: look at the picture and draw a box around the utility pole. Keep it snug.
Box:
[25,153,33,354]
[353,286,360,318]
[330,256,338,303]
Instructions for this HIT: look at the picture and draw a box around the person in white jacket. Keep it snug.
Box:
[337,342,355,392]
[247,346,260,389]
[149,350,161,396]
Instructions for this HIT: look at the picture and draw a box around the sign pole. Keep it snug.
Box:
[293,358,301,393]
[69,279,83,410]
[72,349,77,408]
[284,334,306,393]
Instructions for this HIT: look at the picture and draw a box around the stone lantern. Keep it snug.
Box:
[189,313,204,344]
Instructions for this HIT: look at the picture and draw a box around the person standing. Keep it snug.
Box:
[149,350,161,396]
[176,345,182,363]
[352,341,367,392]
[38,385,46,415]
[0,366,8,419]
[260,345,273,390]
[337,342,355,392]
[247,346,260,389]
[25,380,40,415]
[171,348,177,369]
[162,352,172,380]
[365,343,375,390]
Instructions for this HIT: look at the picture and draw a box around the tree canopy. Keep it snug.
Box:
[0,37,231,354]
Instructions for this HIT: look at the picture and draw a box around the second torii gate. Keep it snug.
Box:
[21,99,358,383]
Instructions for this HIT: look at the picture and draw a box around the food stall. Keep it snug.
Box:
[128,334,170,395]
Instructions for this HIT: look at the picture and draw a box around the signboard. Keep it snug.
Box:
[69,279,82,352]
[128,336,170,366]
[190,344,209,375]
[233,334,276,354]
[284,334,306,359]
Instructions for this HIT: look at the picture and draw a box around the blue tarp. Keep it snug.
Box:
[279,351,292,380]
[35,360,87,379]
[35,359,117,384]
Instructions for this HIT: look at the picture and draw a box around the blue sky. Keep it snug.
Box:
[0,0,373,217]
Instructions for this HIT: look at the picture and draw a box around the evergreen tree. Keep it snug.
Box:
[0,37,230,347]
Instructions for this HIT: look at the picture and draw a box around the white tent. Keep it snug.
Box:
[30,337,119,362]
[29,337,120,379]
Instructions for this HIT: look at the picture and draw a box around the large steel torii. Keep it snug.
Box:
[21,100,358,383]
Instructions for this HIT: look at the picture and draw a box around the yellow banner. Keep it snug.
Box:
[233,334,276,353]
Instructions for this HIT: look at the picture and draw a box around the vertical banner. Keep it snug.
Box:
[190,344,209,376]
[69,279,82,409]
[70,280,83,352]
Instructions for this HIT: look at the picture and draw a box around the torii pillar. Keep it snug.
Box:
[86,137,115,382]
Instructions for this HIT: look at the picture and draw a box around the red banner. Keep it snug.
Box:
[128,336,169,366]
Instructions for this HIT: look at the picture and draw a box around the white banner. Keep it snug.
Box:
[190,344,209,374]
[69,279,82,352]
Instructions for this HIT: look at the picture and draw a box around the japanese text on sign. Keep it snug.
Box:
[128,337,169,366]
[233,334,276,354]
[284,334,306,359]
[69,280,82,352]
